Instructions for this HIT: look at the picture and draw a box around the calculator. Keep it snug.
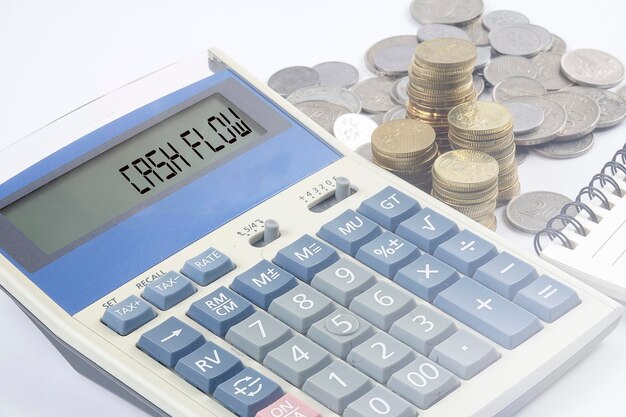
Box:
[0,49,621,417]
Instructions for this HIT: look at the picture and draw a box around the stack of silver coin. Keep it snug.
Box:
[448,101,520,205]
[371,119,439,193]
[432,149,500,230]
[406,38,478,152]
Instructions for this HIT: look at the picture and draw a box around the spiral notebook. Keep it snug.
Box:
[536,144,626,302]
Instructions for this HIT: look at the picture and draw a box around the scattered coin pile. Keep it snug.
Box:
[266,0,626,233]
[432,150,499,230]
[448,102,520,205]
[406,38,478,152]
[370,119,438,193]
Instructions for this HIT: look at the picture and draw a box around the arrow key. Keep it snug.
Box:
[137,317,205,368]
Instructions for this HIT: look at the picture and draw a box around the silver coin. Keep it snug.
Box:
[268,66,320,97]
[526,24,554,51]
[543,91,601,141]
[475,46,491,71]
[482,10,530,31]
[531,133,595,159]
[366,36,418,78]
[383,105,407,123]
[618,84,626,100]
[505,96,567,145]
[473,74,485,96]
[356,143,373,161]
[352,77,397,113]
[313,61,359,89]
[492,76,546,103]
[287,86,361,113]
[417,24,470,42]
[333,113,378,151]
[483,55,538,86]
[549,34,567,55]
[530,52,573,91]
[561,49,625,89]
[515,146,529,165]
[489,24,543,57]
[390,76,409,105]
[462,18,490,46]
[409,0,484,25]
[564,86,626,128]
[368,112,386,125]
[506,191,573,233]
[294,101,351,133]
[502,101,545,135]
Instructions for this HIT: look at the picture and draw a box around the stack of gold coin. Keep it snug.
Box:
[432,149,499,230]
[371,119,439,193]
[406,38,477,152]
[447,101,521,205]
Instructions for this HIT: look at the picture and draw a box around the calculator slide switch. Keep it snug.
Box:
[101,295,156,336]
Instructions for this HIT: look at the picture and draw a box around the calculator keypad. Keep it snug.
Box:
[105,185,584,417]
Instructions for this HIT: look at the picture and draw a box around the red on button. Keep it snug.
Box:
[256,394,321,417]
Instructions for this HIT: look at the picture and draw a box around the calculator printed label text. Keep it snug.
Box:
[205,292,238,316]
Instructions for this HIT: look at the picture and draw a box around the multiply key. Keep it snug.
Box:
[435,277,542,349]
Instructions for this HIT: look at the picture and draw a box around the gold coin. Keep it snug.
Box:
[478,214,498,231]
[432,149,499,191]
[448,101,513,135]
[414,38,477,69]
[371,119,436,158]
[373,145,438,169]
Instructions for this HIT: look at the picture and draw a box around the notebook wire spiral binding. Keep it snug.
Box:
[534,143,626,300]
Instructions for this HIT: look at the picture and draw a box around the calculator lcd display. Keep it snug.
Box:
[1,93,267,255]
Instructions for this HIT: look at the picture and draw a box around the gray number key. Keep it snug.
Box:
[388,357,459,409]
[347,333,413,383]
[303,360,371,413]
[307,308,375,358]
[269,285,334,333]
[312,258,377,306]
[344,386,415,417]
[429,330,500,380]
[263,334,331,387]
[389,305,457,356]
[350,281,414,330]
[225,311,291,361]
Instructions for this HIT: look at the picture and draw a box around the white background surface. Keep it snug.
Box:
[0,0,625,416]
